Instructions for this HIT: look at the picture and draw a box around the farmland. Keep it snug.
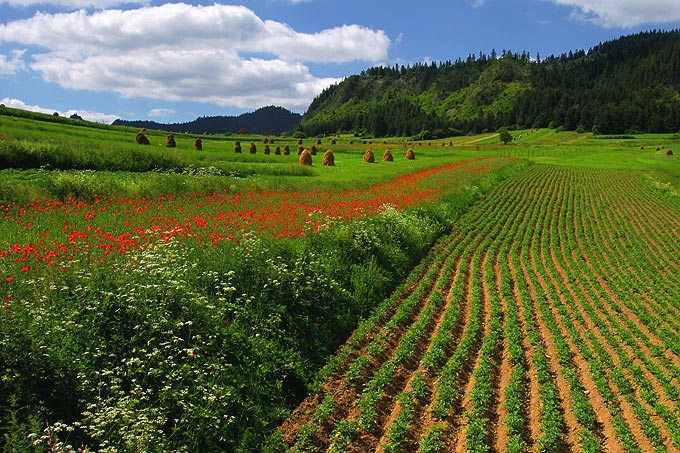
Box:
[274,164,680,452]
[1,108,680,452]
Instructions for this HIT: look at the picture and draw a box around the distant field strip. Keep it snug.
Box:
[277,164,680,452]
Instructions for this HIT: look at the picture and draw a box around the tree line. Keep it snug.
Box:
[300,30,680,137]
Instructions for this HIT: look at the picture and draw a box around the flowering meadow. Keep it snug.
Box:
[0,130,522,452]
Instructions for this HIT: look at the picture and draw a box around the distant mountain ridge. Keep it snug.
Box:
[113,105,302,135]
[300,29,680,137]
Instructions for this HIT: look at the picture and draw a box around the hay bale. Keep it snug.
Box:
[264,144,271,155]
[322,149,335,166]
[283,144,291,155]
[363,149,375,163]
[234,141,242,153]
[165,134,176,148]
[249,142,257,154]
[274,146,281,155]
[383,149,394,162]
[297,146,305,155]
[269,138,275,144]
[405,148,415,160]
[666,149,674,156]
[194,137,203,150]
[316,138,322,145]
[310,145,317,155]
[135,132,150,145]
[263,137,269,144]
[299,150,312,166]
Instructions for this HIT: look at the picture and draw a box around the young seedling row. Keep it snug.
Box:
[275,164,680,452]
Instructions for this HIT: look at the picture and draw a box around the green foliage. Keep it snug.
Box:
[498,127,513,144]
[302,30,680,137]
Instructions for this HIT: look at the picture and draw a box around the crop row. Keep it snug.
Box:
[274,163,680,452]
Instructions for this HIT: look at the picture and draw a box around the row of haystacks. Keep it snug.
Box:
[135,131,205,150]
[642,144,674,156]
[134,131,418,164]
[364,148,415,161]
[299,148,415,167]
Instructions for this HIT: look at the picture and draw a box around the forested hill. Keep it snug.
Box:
[300,30,680,137]
[113,105,301,135]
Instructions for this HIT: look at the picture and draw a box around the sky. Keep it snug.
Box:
[1,0,680,124]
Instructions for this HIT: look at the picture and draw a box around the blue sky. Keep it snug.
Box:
[2,0,680,124]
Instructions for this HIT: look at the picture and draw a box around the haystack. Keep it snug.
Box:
[283,144,290,155]
[263,137,269,144]
[264,145,271,155]
[405,148,416,160]
[165,134,176,148]
[297,146,304,155]
[330,138,336,145]
[363,149,375,163]
[316,138,322,145]
[299,150,313,166]
[383,149,394,162]
[297,138,303,145]
[310,145,317,155]
[194,138,202,150]
[234,141,242,153]
[249,142,257,154]
[274,146,281,155]
[322,149,335,166]
[666,149,674,156]
[135,132,150,145]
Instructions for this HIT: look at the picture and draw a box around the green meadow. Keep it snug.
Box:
[0,107,678,452]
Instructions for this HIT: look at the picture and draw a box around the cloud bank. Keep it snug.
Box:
[0,3,389,110]
[548,0,680,28]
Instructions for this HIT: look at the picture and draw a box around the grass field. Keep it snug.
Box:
[1,108,679,452]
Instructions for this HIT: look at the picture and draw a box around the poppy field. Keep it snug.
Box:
[1,108,679,452]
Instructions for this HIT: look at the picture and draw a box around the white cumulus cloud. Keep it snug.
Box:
[148,108,175,118]
[1,97,119,123]
[0,50,27,75]
[547,0,680,28]
[0,3,389,110]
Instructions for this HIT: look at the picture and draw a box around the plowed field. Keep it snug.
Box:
[277,165,680,452]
